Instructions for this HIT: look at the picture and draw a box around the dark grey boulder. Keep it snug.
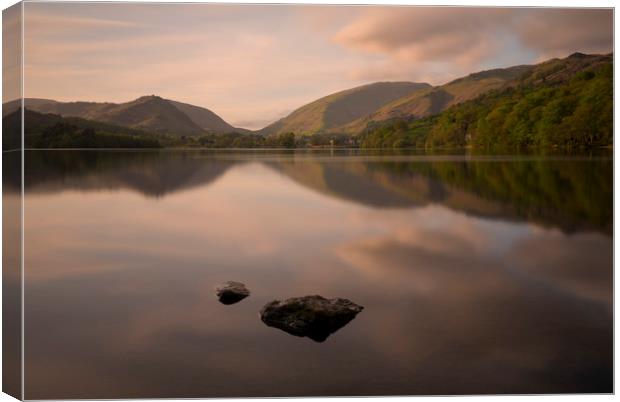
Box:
[215,281,250,305]
[260,295,363,342]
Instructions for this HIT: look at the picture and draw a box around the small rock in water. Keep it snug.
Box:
[215,281,250,305]
[260,295,363,342]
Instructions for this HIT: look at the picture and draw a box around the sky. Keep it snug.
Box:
[21,4,613,129]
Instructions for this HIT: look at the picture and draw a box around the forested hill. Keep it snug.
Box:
[3,108,161,149]
[359,53,612,149]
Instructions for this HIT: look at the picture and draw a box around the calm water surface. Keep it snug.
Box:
[21,150,612,398]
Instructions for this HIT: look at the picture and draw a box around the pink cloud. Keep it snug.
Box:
[334,7,612,80]
[515,8,613,58]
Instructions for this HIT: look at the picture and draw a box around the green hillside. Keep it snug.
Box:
[359,53,612,149]
[341,65,532,134]
[259,82,430,137]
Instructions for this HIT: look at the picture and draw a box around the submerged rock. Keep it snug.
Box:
[260,295,363,342]
[215,281,250,305]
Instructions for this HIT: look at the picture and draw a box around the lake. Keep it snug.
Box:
[17,150,613,398]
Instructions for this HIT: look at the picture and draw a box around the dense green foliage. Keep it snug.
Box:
[360,62,612,149]
[303,132,358,147]
[169,131,358,148]
[2,107,22,150]
[358,118,436,149]
[9,109,162,148]
[28,122,161,148]
[193,132,298,148]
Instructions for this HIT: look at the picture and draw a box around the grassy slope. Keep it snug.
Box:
[340,65,533,134]
[259,82,430,137]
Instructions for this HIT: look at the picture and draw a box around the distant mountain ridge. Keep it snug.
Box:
[3,52,611,142]
[10,95,243,136]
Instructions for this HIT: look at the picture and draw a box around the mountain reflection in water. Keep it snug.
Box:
[22,150,611,398]
[21,150,612,234]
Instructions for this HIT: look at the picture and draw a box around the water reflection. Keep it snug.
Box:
[3,151,22,399]
[21,150,235,197]
[23,150,612,398]
[21,150,612,234]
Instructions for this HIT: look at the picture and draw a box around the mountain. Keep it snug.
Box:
[346,52,612,135]
[339,65,532,134]
[167,100,248,134]
[359,52,613,149]
[5,52,611,146]
[22,95,204,136]
[259,82,431,137]
[16,95,244,136]
[267,52,612,138]
[3,98,58,117]
[518,52,612,85]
